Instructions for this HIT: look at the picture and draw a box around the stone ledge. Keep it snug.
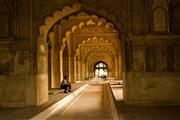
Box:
[30,83,88,120]
[106,83,120,120]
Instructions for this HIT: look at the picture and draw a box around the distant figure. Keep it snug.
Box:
[61,76,71,93]
[102,75,107,80]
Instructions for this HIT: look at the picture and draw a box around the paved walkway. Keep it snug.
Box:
[0,82,85,120]
[110,81,180,120]
[46,83,115,120]
[1,79,180,120]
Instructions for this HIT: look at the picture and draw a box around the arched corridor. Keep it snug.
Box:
[1,1,180,120]
[43,81,118,120]
[44,10,123,100]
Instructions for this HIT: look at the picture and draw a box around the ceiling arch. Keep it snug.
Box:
[58,15,120,56]
[62,14,119,48]
[75,36,114,55]
[37,3,81,53]
[63,16,118,37]
[37,2,125,58]
[87,52,113,71]
[73,36,116,63]
[83,46,114,63]
[45,11,120,53]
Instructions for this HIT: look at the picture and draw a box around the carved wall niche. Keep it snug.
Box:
[153,8,167,32]
[153,0,169,9]
[152,0,169,32]
[14,50,29,74]
[167,45,174,71]
[174,46,180,71]
[18,51,28,65]
[170,4,180,32]
[0,0,9,36]
[145,45,155,71]
[155,45,167,71]
[38,55,47,74]
[0,13,9,37]
[0,63,10,75]
[133,46,145,71]
[17,0,30,39]
[131,0,147,34]
[0,51,13,75]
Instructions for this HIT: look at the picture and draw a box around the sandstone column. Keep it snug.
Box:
[85,61,89,79]
[69,56,75,83]
[50,26,60,88]
[118,55,122,79]
[115,55,119,79]
[78,56,82,81]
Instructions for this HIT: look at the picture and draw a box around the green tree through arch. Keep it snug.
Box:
[94,61,108,78]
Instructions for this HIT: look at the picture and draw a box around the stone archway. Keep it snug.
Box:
[94,61,108,78]
[35,3,124,106]
[47,12,122,81]
[74,36,118,80]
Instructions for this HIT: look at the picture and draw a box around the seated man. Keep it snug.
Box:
[61,76,71,93]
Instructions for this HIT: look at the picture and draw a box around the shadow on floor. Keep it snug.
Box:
[117,101,180,120]
[110,84,180,120]
[0,82,85,120]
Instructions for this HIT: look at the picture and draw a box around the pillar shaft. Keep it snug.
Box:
[118,55,122,79]
[85,61,89,79]
[115,55,119,79]
[60,50,63,82]
[51,49,60,88]
[78,60,82,80]
[69,56,75,83]
[82,62,85,80]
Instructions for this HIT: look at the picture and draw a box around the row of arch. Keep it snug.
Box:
[38,4,122,88]
[34,0,180,106]
[34,3,124,106]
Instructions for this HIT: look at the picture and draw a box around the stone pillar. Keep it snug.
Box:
[118,55,122,79]
[152,0,169,32]
[89,61,94,78]
[77,50,83,81]
[75,57,78,81]
[85,61,89,79]
[60,50,63,82]
[50,30,60,88]
[115,55,119,79]
[84,61,86,79]
[69,56,75,83]
[82,62,85,80]
[51,49,60,88]
[58,25,63,83]
[67,32,75,83]
[78,59,82,80]
[74,57,77,82]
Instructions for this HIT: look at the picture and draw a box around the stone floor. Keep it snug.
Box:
[45,83,114,120]
[1,79,180,120]
[110,83,180,120]
[0,82,85,120]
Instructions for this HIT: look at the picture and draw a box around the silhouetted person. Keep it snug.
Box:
[61,76,71,93]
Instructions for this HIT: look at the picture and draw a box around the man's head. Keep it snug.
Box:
[64,76,68,79]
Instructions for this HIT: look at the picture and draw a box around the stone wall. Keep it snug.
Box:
[126,72,180,104]
[0,0,180,107]
[26,0,180,105]
[124,34,180,104]
[33,0,128,35]
[0,0,35,107]
[0,41,35,107]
